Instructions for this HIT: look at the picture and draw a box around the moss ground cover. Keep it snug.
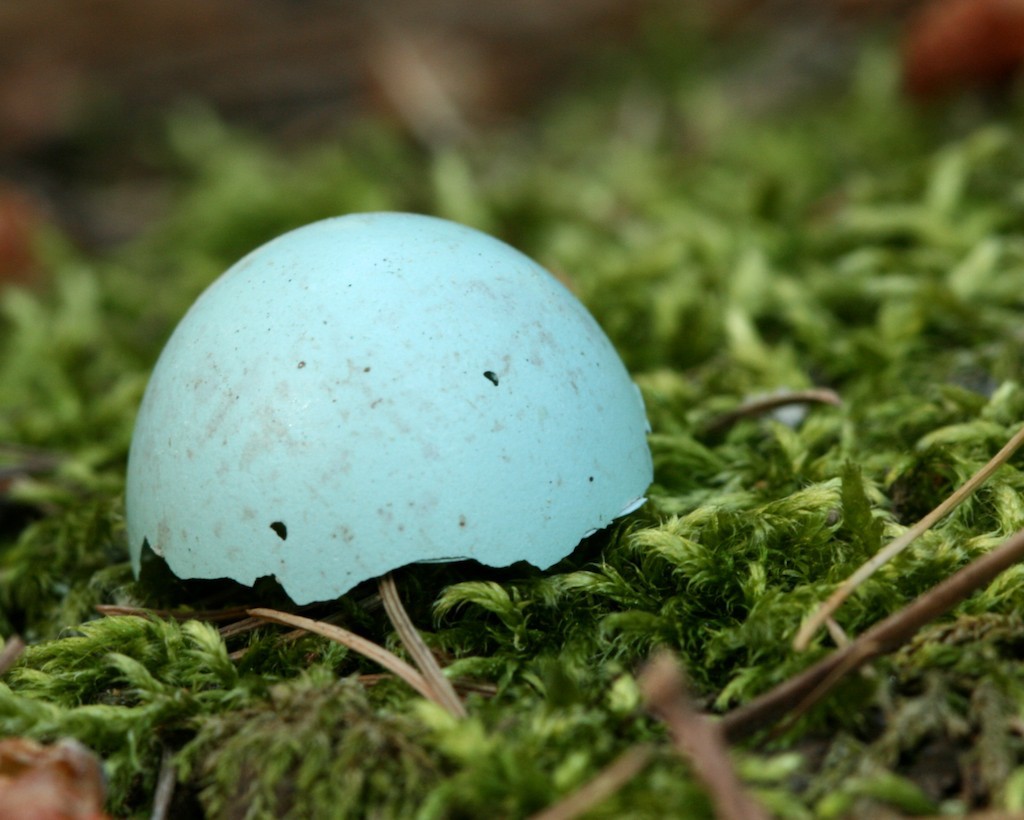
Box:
[4,17,1024,818]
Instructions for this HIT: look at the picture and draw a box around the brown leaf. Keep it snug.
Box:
[903,0,1024,97]
[0,182,46,287]
[0,738,109,820]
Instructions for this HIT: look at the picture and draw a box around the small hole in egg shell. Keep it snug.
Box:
[483,371,499,386]
[270,521,288,540]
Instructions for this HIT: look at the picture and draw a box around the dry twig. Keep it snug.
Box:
[704,388,841,436]
[0,444,63,480]
[379,573,466,719]
[246,607,437,704]
[724,527,1024,741]
[0,635,25,676]
[641,652,769,820]
[795,423,1024,650]
[95,604,254,623]
[149,747,176,820]
[527,745,654,820]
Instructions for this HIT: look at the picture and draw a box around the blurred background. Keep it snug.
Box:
[2,0,1023,279]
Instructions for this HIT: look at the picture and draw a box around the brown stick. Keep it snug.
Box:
[96,603,255,623]
[795,423,1024,650]
[379,573,467,719]
[641,653,769,820]
[246,607,436,703]
[704,388,841,436]
[0,443,63,479]
[722,527,1024,742]
[0,635,25,676]
[527,745,654,820]
[150,746,177,820]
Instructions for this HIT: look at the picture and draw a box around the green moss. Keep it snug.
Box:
[4,13,1024,817]
[180,672,446,820]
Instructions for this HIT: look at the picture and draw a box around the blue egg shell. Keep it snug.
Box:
[126,213,652,604]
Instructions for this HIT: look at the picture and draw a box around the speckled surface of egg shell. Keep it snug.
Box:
[126,212,652,604]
